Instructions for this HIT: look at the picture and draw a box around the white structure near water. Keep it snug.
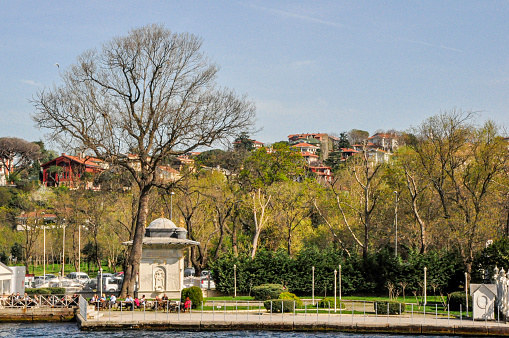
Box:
[124,218,199,299]
[491,266,509,320]
[0,262,25,295]
[470,283,496,320]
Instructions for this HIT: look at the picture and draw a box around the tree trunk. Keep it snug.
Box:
[119,185,151,298]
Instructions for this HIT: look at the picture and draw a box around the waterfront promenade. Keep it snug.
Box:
[77,307,509,336]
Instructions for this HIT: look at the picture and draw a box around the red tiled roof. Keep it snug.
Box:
[369,133,398,139]
[292,142,319,148]
[41,154,104,168]
[300,151,318,157]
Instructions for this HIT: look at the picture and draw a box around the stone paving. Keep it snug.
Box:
[83,307,507,330]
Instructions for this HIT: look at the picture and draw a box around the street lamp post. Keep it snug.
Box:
[334,269,337,312]
[78,224,81,274]
[465,272,469,317]
[394,191,398,258]
[100,267,103,297]
[170,191,175,221]
[339,264,342,301]
[61,219,66,278]
[424,266,427,306]
[234,264,237,299]
[312,266,315,306]
[43,225,46,280]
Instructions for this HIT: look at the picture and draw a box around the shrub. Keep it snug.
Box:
[278,292,303,307]
[181,286,204,308]
[448,291,472,311]
[25,287,64,295]
[46,287,66,294]
[263,299,295,313]
[252,284,284,301]
[318,297,345,310]
[374,301,406,315]
[25,288,50,295]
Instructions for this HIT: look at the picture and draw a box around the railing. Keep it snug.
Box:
[0,294,80,309]
[79,295,88,321]
[86,299,503,329]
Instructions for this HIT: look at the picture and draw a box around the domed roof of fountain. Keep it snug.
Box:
[147,217,177,229]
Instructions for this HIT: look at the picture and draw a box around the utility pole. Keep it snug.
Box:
[394,191,398,258]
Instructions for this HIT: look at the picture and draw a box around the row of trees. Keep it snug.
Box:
[9,23,507,298]
[2,109,508,294]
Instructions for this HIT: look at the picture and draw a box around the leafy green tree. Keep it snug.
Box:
[239,142,305,190]
[234,132,255,152]
[338,132,350,149]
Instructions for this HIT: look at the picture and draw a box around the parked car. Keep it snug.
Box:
[66,272,91,283]
[200,270,215,289]
[184,267,195,277]
[82,280,98,292]
[102,276,123,292]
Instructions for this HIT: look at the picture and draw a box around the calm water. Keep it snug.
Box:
[0,323,467,338]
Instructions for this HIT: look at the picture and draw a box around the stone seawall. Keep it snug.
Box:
[75,314,509,336]
[0,308,77,322]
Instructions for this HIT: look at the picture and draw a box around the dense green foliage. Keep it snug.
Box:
[447,291,472,311]
[375,301,406,315]
[263,299,295,313]
[473,238,509,282]
[181,286,204,308]
[279,292,303,307]
[25,287,66,295]
[210,247,464,297]
[318,297,345,309]
[252,284,285,300]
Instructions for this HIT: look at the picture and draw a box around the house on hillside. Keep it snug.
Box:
[156,166,181,183]
[307,165,333,183]
[15,210,57,231]
[288,133,339,160]
[171,155,195,172]
[339,148,360,161]
[291,142,320,165]
[232,139,264,150]
[368,133,400,152]
[366,149,391,164]
[41,153,107,189]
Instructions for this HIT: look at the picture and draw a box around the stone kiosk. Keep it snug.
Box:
[470,283,496,320]
[124,218,199,299]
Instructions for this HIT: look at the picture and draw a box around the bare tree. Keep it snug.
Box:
[32,24,255,296]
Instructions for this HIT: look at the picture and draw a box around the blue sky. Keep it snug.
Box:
[1,1,509,148]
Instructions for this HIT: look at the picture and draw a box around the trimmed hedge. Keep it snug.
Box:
[181,286,204,308]
[448,291,472,311]
[374,300,406,315]
[318,297,345,310]
[263,299,295,313]
[252,284,284,301]
[278,292,303,307]
[25,287,66,295]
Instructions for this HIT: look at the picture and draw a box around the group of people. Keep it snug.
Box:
[3,292,79,308]
[90,293,116,309]
[6,292,38,307]
[89,293,192,312]
[123,294,147,310]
